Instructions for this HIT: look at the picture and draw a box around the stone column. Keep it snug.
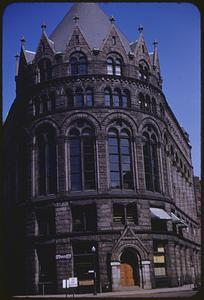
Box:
[175,244,181,286]
[111,261,120,291]
[25,245,38,294]
[167,242,178,287]
[56,238,72,293]
[180,246,186,284]
[141,260,152,289]
[57,135,67,194]
[97,133,108,192]
[185,248,191,283]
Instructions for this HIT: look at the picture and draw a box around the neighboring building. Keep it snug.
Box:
[193,176,201,219]
[3,3,200,295]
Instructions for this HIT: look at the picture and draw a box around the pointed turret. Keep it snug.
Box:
[50,3,130,53]
[152,39,160,71]
[133,25,151,66]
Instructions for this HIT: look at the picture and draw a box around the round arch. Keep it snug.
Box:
[101,112,138,137]
[61,112,101,136]
[138,117,163,140]
[30,118,60,144]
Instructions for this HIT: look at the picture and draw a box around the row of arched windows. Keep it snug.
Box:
[138,93,157,114]
[36,52,153,83]
[32,89,163,117]
[35,121,161,196]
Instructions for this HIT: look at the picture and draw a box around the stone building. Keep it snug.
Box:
[3,3,200,295]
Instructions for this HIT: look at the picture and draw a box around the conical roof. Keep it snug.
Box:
[49,3,130,53]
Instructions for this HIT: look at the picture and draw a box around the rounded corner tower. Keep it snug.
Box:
[4,2,200,296]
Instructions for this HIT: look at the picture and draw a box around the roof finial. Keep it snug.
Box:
[21,35,26,49]
[138,24,143,34]
[73,14,79,24]
[15,52,20,76]
[41,22,46,33]
[153,39,158,47]
[110,15,115,23]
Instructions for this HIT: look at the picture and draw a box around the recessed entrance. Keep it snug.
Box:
[120,248,140,287]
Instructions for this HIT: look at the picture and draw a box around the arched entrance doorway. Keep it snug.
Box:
[120,248,140,287]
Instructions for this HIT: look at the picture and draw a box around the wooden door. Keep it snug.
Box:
[120,263,135,286]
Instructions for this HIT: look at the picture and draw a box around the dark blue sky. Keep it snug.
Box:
[3,2,200,176]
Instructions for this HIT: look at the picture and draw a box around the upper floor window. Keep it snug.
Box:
[107,53,122,76]
[160,103,165,119]
[70,52,87,75]
[69,121,96,191]
[36,208,55,236]
[152,97,157,114]
[36,125,57,195]
[38,58,52,82]
[113,203,138,225]
[143,125,160,192]
[138,60,149,81]
[108,122,133,189]
[71,204,97,232]
[104,88,130,108]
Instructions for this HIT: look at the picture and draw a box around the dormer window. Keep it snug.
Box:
[38,58,52,82]
[112,36,116,46]
[107,53,123,76]
[138,60,149,81]
[70,52,87,75]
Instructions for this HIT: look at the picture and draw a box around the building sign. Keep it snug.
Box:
[69,277,78,287]
[62,279,70,289]
[56,254,71,260]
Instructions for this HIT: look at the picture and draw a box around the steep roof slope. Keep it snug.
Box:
[49,3,130,53]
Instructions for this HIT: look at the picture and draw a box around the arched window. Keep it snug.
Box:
[75,88,84,107]
[160,103,165,119]
[85,89,94,107]
[36,125,57,195]
[122,90,131,108]
[115,58,122,76]
[107,58,114,75]
[69,121,96,191]
[152,97,157,114]
[70,57,78,75]
[38,58,52,82]
[107,53,123,76]
[108,122,133,189]
[104,88,112,106]
[70,52,87,75]
[145,95,151,112]
[138,93,145,110]
[49,91,56,111]
[143,125,160,192]
[113,89,121,107]
[138,60,149,81]
[66,89,74,107]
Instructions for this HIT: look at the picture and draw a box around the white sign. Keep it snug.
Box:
[69,277,78,287]
[110,261,120,266]
[62,279,70,289]
[56,254,72,260]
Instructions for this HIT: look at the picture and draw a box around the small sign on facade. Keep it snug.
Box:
[69,277,78,287]
[62,279,70,289]
[56,254,72,260]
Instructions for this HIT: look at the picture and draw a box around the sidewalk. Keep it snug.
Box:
[14,284,196,298]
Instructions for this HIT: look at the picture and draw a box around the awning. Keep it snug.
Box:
[171,212,181,223]
[150,208,171,220]
[171,212,188,227]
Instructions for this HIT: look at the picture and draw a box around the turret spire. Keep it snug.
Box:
[138,24,143,34]
[21,35,26,50]
[41,22,47,33]
[15,52,20,76]
[153,39,159,68]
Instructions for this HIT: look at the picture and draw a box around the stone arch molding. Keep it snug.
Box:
[111,227,149,261]
[30,118,60,144]
[138,116,163,139]
[101,112,138,137]
[61,112,101,136]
